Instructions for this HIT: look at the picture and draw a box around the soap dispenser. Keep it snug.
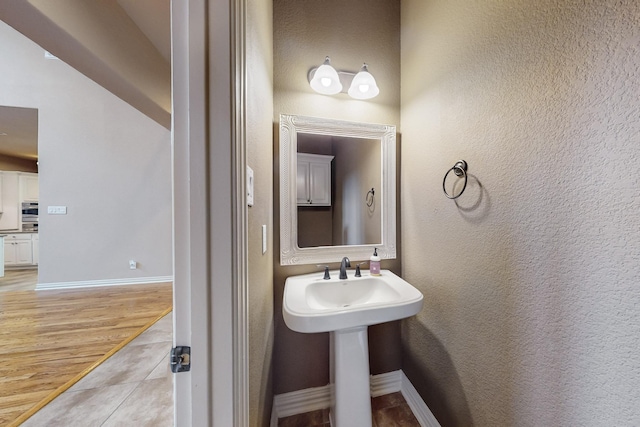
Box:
[370,248,381,276]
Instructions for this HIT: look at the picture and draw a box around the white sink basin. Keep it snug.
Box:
[283,269,423,333]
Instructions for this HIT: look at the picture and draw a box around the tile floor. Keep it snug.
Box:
[278,392,421,426]
[13,291,418,426]
[22,313,174,426]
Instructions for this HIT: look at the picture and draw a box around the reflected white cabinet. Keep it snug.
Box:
[297,153,333,206]
[4,234,33,265]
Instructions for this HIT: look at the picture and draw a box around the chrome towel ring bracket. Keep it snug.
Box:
[443,160,468,199]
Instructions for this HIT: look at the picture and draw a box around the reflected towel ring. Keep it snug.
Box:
[366,188,375,207]
[443,160,468,199]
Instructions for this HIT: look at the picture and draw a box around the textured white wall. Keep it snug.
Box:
[400,1,640,425]
[0,21,172,284]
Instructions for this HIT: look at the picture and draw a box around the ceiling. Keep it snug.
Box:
[0,0,171,160]
[0,106,39,160]
[116,0,171,62]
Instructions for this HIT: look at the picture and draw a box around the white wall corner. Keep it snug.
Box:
[271,370,440,427]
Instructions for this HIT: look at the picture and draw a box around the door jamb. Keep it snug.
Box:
[172,0,248,425]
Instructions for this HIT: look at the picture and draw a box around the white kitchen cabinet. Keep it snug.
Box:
[0,172,20,231]
[0,236,4,277]
[0,171,39,232]
[297,153,333,206]
[4,233,33,265]
[19,173,39,202]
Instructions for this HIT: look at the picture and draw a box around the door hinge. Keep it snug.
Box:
[170,346,191,373]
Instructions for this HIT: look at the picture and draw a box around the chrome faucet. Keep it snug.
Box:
[339,257,351,280]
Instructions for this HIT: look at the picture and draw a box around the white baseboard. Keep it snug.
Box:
[370,370,403,397]
[272,383,332,421]
[271,370,440,427]
[400,371,440,427]
[35,275,173,290]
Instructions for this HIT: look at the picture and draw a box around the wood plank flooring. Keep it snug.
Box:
[0,282,173,426]
[0,269,38,292]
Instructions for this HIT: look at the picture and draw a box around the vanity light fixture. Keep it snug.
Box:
[309,56,343,95]
[308,57,380,100]
[348,64,379,100]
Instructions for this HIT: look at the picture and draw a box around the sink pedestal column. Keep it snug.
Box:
[330,326,372,426]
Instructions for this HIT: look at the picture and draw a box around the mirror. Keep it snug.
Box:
[296,133,380,248]
[280,114,396,265]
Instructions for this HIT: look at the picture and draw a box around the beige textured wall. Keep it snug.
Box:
[247,0,275,425]
[401,1,640,425]
[273,0,401,125]
[0,21,172,284]
[273,0,401,394]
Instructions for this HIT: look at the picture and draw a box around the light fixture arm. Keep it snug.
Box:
[307,68,357,93]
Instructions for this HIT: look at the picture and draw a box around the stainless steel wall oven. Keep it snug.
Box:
[21,202,38,232]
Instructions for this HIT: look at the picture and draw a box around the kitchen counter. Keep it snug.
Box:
[0,230,38,236]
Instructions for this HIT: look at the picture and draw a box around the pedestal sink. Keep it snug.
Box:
[283,269,423,426]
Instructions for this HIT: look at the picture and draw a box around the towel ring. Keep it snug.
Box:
[443,160,468,199]
[366,188,375,207]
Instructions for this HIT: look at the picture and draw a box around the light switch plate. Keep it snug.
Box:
[262,225,267,254]
[48,206,67,215]
[247,166,254,207]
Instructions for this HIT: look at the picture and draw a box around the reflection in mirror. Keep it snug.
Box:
[280,114,396,266]
[297,133,381,248]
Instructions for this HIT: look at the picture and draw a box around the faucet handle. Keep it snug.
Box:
[316,265,331,280]
[355,262,368,277]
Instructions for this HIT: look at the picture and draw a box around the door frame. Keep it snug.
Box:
[172,0,248,425]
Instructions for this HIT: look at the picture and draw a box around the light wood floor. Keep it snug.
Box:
[0,269,38,292]
[0,282,173,426]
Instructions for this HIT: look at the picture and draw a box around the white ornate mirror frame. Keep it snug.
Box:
[279,114,397,265]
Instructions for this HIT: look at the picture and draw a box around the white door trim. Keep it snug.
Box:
[229,0,249,423]
[172,0,248,425]
[172,0,213,423]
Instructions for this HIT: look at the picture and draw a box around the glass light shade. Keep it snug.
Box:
[348,64,379,100]
[310,57,342,95]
